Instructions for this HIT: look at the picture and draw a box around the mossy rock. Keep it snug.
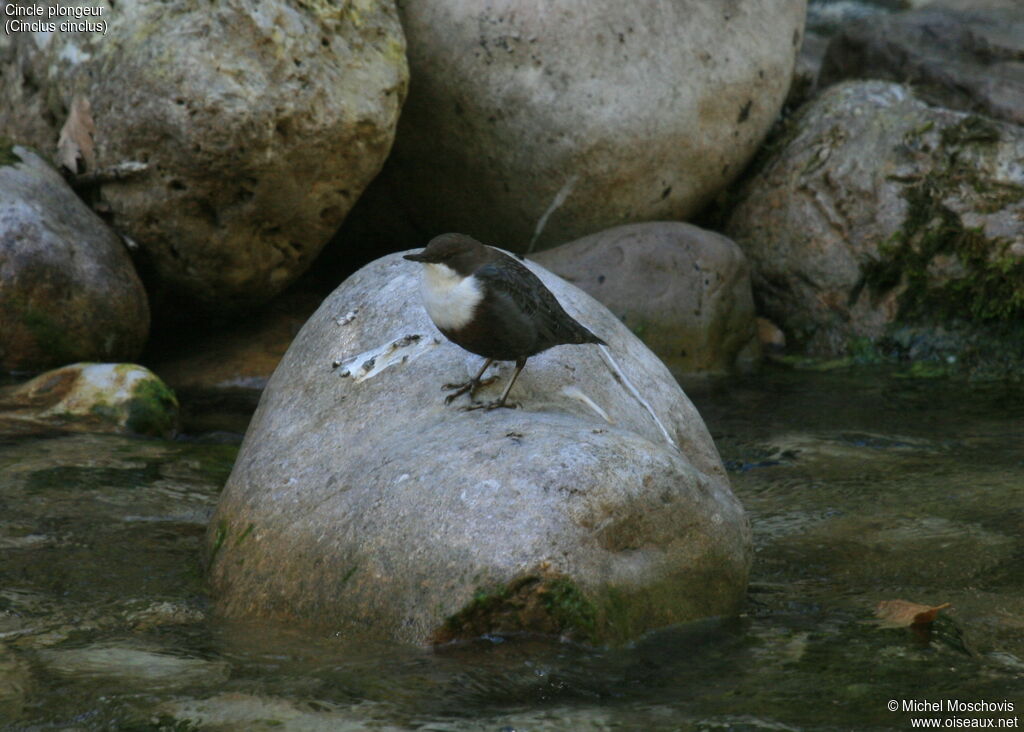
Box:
[725,81,1024,377]
[0,363,178,438]
[865,116,1024,325]
[432,575,599,644]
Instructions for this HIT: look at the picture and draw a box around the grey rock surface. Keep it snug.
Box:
[820,5,1024,125]
[532,222,760,374]
[0,146,149,371]
[725,81,1024,357]
[0,0,407,320]
[369,0,805,251]
[206,251,750,645]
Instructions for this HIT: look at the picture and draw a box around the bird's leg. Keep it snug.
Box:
[443,358,495,405]
[465,357,526,411]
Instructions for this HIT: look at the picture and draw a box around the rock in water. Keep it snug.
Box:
[0,363,178,438]
[367,0,806,250]
[206,252,750,645]
[532,222,760,374]
[0,145,149,372]
[726,81,1024,362]
[0,0,407,322]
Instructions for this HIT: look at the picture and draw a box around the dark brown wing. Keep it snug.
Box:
[475,255,605,352]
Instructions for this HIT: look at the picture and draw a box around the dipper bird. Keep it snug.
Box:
[404,233,606,410]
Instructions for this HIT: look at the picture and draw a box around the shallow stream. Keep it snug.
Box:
[1,366,1021,730]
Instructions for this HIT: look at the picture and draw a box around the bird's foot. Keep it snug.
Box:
[461,398,518,411]
[442,376,498,405]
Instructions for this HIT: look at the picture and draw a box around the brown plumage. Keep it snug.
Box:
[404,233,605,409]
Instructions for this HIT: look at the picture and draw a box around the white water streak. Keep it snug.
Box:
[598,344,678,451]
[560,385,612,424]
[527,174,579,253]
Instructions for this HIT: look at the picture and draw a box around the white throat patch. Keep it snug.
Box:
[420,262,484,331]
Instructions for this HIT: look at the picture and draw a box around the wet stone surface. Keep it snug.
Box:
[1,368,1022,729]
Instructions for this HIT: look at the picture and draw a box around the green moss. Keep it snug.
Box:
[939,115,1000,147]
[208,519,229,566]
[126,376,179,437]
[903,120,934,144]
[596,586,635,643]
[88,402,120,422]
[864,116,1024,326]
[895,361,951,379]
[0,137,22,166]
[19,305,77,365]
[234,522,255,547]
[847,336,885,365]
[539,578,597,639]
[434,575,600,644]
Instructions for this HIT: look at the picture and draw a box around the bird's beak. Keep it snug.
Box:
[403,251,427,262]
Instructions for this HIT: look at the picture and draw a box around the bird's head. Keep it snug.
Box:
[403,233,491,277]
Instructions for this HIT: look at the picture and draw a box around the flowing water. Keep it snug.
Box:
[1,366,1022,730]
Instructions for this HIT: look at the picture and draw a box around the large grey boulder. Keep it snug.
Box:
[532,222,760,374]
[367,0,805,251]
[206,251,750,645]
[0,0,407,320]
[725,81,1024,359]
[820,5,1024,125]
[0,145,149,372]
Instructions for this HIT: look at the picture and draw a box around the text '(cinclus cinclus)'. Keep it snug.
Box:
[404,233,606,410]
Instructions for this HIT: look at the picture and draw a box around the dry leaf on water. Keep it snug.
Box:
[57,95,96,175]
[875,599,951,628]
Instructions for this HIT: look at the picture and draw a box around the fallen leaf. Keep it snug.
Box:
[875,599,952,628]
[57,95,96,175]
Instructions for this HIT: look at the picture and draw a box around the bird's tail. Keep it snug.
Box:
[571,324,606,347]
